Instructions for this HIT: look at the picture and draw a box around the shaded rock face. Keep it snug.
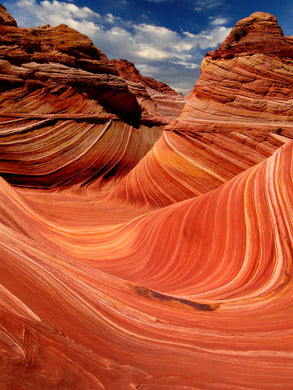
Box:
[0,7,183,188]
[0,9,293,390]
[0,17,142,124]
[0,8,184,127]
[0,4,17,26]
[111,58,186,121]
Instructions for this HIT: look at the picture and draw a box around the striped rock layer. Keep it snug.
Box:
[110,12,293,206]
[0,7,293,390]
[0,5,184,190]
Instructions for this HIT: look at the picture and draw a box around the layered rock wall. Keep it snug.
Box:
[0,5,182,189]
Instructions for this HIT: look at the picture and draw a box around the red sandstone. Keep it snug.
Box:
[0,5,292,389]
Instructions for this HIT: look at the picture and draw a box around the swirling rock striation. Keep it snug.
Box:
[0,137,292,389]
[110,12,293,206]
[0,5,183,189]
[0,7,293,390]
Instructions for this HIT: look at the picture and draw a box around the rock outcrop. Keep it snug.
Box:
[110,12,293,206]
[111,58,186,120]
[0,4,17,26]
[111,58,178,95]
[208,12,293,59]
[0,5,183,189]
[182,12,293,126]
[0,7,293,390]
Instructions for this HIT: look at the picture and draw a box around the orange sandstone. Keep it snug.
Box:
[0,6,293,390]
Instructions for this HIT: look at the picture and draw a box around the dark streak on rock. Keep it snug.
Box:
[134,285,219,312]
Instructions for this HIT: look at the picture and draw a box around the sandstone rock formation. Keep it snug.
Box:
[0,4,184,189]
[110,12,293,205]
[1,138,293,389]
[111,58,186,120]
[111,58,178,95]
[0,6,293,390]
[0,4,16,26]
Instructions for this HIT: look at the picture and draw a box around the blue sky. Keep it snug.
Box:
[4,0,293,94]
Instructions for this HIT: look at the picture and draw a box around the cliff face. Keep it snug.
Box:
[111,58,186,120]
[0,7,293,390]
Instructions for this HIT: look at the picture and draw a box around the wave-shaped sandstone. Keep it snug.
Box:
[1,133,292,390]
[109,12,293,206]
[0,4,184,190]
[0,6,293,389]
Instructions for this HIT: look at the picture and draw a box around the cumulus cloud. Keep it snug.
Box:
[136,47,170,60]
[105,13,123,24]
[191,26,231,49]
[6,0,101,35]
[135,64,162,75]
[5,0,231,94]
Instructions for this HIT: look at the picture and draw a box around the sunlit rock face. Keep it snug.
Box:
[187,12,293,124]
[110,12,293,206]
[0,6,293,390]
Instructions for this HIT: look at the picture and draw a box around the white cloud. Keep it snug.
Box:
[5,0,101,35]
[4,0,232,94]
[136,64,162,75]
[134,24,180,49]
[209,17,229,26]
[136,47,170,60]
[173,60,200,69]
[105,13,122,24]
[195,26,232,49]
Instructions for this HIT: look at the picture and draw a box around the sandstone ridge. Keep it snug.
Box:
[0,4,182,126]
[111,58,178,95]
[0,4,17,26]
[0,6,184,188]
[110,12,293,205]
[208,12,293,59]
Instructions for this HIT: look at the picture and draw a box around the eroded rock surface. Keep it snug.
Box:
[110,12,293,205]
[111,58,178,95]
[111,58,186,121]
[0,5,184,189]
[0,8,293,390]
